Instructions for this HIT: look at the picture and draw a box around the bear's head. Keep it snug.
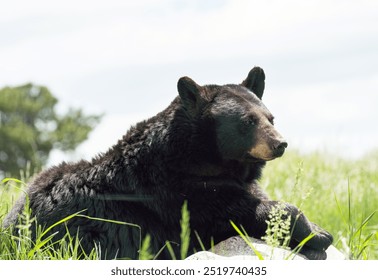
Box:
[177,66,287,163]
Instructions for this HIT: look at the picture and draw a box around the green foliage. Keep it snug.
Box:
[180,200,190,260]
[335,184,376,259]
[163,201,191,260]
[0,83,102,178]
[139,234,153,260]
[260,150,378,259]
[261,202,291,249]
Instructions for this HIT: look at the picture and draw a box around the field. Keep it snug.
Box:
[0,150,377,260]
[260,150,378,259]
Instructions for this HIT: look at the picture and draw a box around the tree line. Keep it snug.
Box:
[0,83,101,178]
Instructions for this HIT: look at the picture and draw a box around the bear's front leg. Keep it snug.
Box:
[256,201,333,259]
[186,185,333,260]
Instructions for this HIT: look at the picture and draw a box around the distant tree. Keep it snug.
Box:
[0,83,102,178]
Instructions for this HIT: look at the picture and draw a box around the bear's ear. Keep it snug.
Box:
[241,66,265,99]
[177,76,204,113]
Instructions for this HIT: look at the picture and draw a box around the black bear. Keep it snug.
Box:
[3,67,333,259]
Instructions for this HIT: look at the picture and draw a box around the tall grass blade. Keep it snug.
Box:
[180,201,190,260]
[194,230,206,252]
[165,241,176,260]
[287,232,315,259]
[230,220,264,260]
[139,234,153,260]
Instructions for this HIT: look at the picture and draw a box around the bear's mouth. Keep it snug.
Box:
[245,150,285,162]
[244,154,270,162]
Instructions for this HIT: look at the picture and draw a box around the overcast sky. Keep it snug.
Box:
[1,0,377,166]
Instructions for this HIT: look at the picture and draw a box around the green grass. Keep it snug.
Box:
[260,150,378,259]
[1,150,377,259]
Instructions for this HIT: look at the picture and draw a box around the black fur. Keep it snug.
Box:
[3,67,333,259]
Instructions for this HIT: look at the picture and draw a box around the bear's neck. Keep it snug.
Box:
[180,159,265,182]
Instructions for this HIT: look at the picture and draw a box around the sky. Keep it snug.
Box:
[1,0,377,166]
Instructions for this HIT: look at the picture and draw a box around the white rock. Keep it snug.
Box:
[186,236,347,260]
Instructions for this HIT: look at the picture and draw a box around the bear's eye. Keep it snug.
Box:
[244,116,257,126]
[269,117,275,125]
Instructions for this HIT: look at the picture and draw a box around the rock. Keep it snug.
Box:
[186,251,265,260]
[186,236,347,260]
[324,245,347,260]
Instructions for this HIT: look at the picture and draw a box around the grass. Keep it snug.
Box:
[0,150,377,259]
[260,150,378,259]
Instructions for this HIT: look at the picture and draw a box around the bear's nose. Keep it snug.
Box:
[273,141,288,151]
